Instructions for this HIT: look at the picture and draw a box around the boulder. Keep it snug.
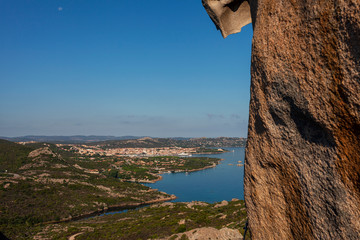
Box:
[163,227,243,240]
[214,200,229,208]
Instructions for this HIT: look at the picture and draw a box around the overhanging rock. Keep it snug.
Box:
[202,0,251,38]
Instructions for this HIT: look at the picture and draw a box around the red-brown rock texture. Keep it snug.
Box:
[203,0,360,239]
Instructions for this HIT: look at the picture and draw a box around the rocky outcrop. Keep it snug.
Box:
[163,227,243,240]
[28,147,56,158]
[215,200,229,208]
[203,0,360,239]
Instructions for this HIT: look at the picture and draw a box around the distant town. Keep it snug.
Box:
[54,144,225,157]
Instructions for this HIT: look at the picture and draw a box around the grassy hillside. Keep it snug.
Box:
[0,139,35,172]
[0,140,172,239]
[35,199,248,240]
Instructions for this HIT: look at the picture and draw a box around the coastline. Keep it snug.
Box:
[126,174,163,183]
[157,159,223,175]
[193,149,230,155]
[186,162,218,172]
[126,158,223,184]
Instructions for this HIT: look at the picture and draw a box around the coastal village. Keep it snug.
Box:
[56,144,225,157]
[51,144,225,183]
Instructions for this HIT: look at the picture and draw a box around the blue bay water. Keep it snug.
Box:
[144,147,245,203]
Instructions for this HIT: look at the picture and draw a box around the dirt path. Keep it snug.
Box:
[68,232,84,240]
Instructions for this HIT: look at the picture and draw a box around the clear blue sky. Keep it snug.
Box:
[0,0,253,138]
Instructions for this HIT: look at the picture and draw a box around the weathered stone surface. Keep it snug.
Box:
[203,0,360,239]
[163,227,243,240]
[202,0,251,38]
[214,200,229,208]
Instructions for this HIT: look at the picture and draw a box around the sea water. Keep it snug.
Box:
[144,147,245,203]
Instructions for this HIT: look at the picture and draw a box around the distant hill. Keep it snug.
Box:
[90,137,247,148]
[0,136,246,147]
[0,135,148,143]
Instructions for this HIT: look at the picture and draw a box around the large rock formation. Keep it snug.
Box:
[203,0,360,239]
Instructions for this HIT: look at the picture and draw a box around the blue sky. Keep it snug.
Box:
[0,0,253,138]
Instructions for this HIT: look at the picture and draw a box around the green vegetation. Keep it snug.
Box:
[104,156,220,182]
[139,156,220,172]
[0,139,34,172]
[195,147,227,153]
[0,139,248,239]
[34,199,248,240]
[106,169,120,178]
[120,164,157,181]
[0,140,171,239]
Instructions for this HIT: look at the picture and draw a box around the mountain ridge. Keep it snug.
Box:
[0,136,246,147]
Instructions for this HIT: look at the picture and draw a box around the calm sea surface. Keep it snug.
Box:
[144,147,245,203]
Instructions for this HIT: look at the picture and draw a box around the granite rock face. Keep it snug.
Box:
[203,0,360,239]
